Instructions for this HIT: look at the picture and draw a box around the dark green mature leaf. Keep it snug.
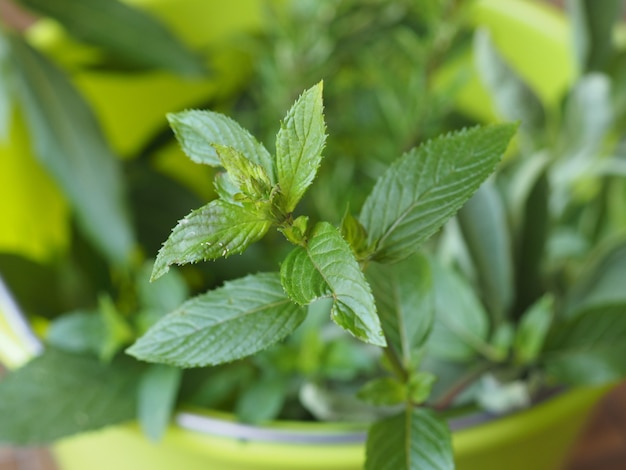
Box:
[167,111,274,180]
[275,81,326,212]
[474,30,545,139]
[151,199,271,280]
[365,408,453,470]
[427,259,489,362]
[360,124,516,263]
[543,304,626,384]
[138,364,182,442]
[514,170,549,317]
[563,240,626,318]
[18,0,205,76]
[568,0,623,72]
[367,254,434,368]
[457,181,513,323]
[280,222,386,346]
[8,36,134,266]
[0,348,141,444]
[127,273,307,367]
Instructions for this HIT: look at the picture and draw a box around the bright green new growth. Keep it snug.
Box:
[130,82,516,470]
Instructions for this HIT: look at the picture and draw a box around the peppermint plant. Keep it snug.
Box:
[127,81,516,469]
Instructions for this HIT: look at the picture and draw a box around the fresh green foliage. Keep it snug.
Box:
[365,408,453,470]
[275,82,327,212]
[366,254,434,368]
[138,365,182,442]
[0,349,141,445]
[281,222,385,346]
[7,35,135,266]
[124,83,515,469]
[17,0,205,75]
[3,3,626,469]
[359,124,516,263]
[167,110,274,175]
[128,273,307,367]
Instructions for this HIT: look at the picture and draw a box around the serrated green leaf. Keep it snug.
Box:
[358,377,406,406]
[280,222,386,346]
[275,82,326,212]
[127,273,307,367]
[543,304,626,385]
[457,181,513,323]
[18,0,205,76]
[514,295,554,364]
[214,144,273,201]
[407,372,436,405]
[427,259,490,362]
[474,29,545,139]
[360,124,516,263]
[138,364,182,442]
[151,199,271,280]
[367,254,434,368]
[167,110,274,180]
[365,408,453,470]
[8,35,134,266]
[0,348,141,444]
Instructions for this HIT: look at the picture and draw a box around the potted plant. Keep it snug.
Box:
[2,1,626,470]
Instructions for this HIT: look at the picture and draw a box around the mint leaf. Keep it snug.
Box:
[457,181,514,322]
[563,240,626,318]
[235,374,287,424]
[280,222,386,346]
[214,144,273,201]
[543,303,626,385]
[167,110,274,181]
[138,364,182,442]
[127,273,307,367]
[20,0,205,76]
[365,408,453,470]
[9,36,135,266]
[367,254,434,368]
[0,348,141,444]
[46,310,104,355]
[357,377,406,406]
[275,82,326,212]
[151,199,271,280]
[514,295,554,364]
[427,259,489,362]
[360,124,516,263]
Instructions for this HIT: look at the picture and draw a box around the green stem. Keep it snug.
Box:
[383,342,408,383]
[432,362,493,411]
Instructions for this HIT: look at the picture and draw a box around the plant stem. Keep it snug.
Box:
[432,362,493,411]
[383,343,408,382]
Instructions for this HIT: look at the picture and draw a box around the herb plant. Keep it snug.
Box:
[125,81,516,467]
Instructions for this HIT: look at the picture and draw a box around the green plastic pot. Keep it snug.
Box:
[47,387,606,470]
